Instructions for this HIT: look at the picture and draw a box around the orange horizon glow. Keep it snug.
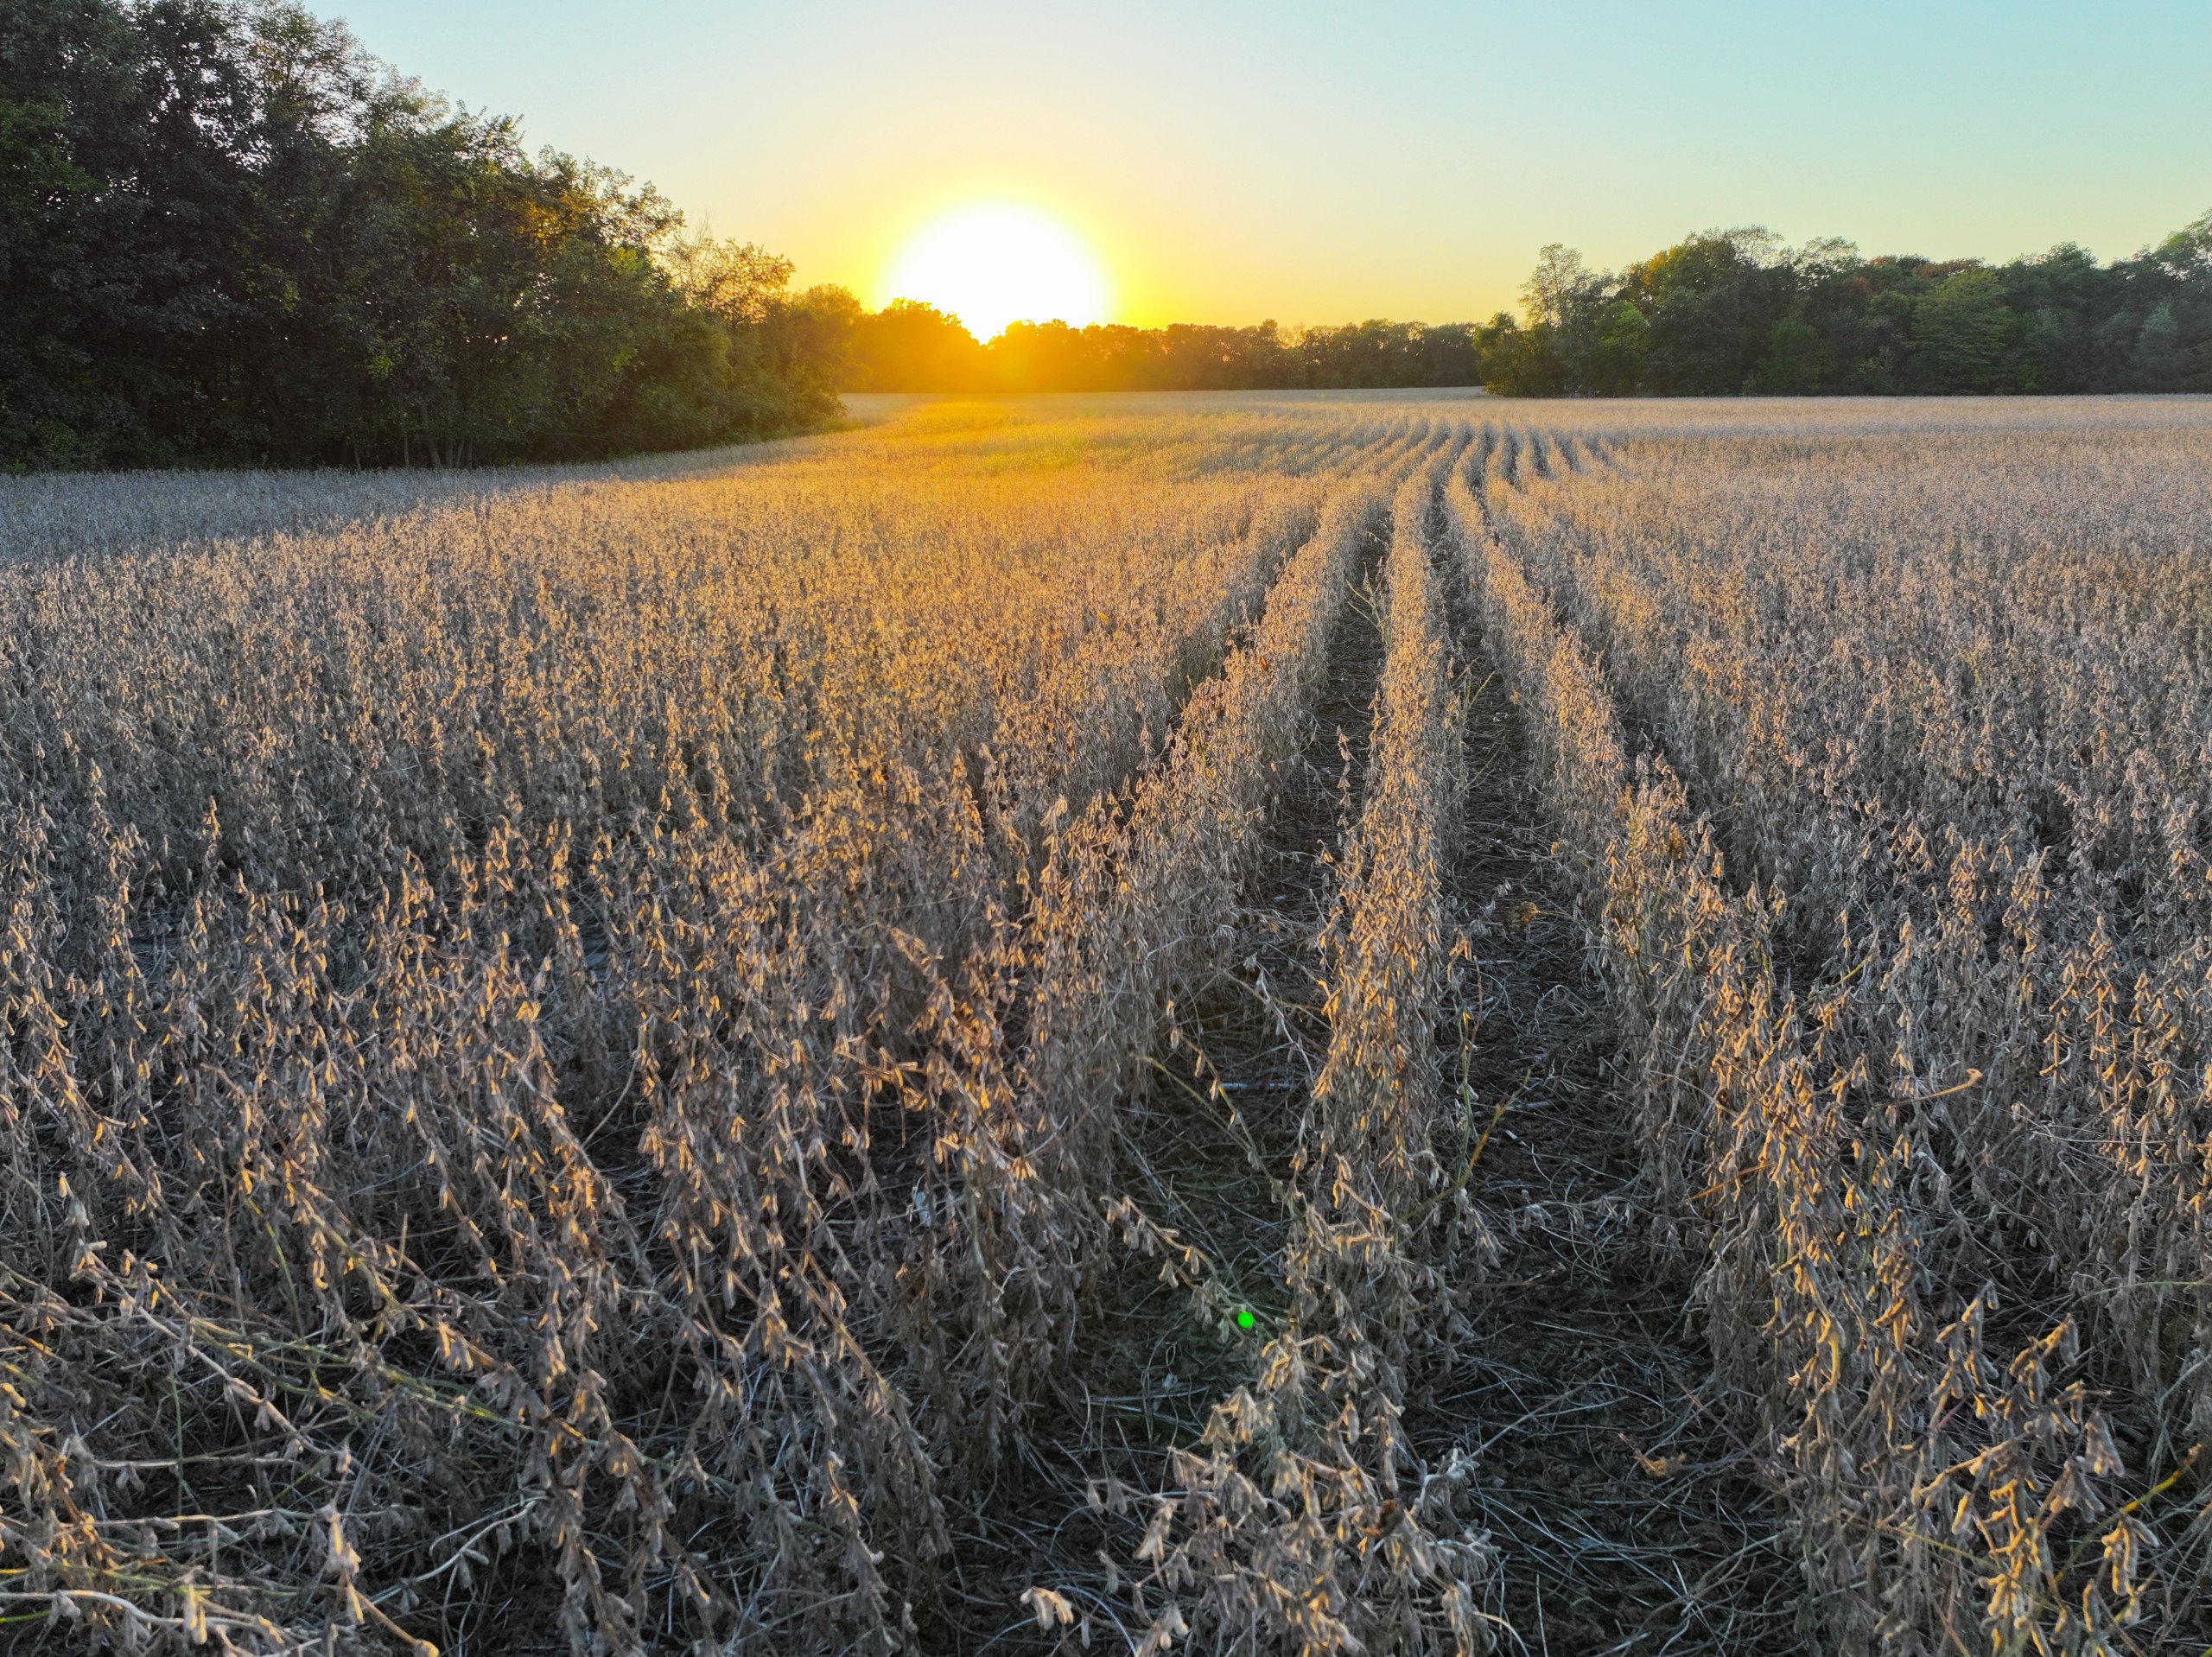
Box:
[875,201,1113,340]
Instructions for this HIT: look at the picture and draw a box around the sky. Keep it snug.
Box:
[330,0,2212,332]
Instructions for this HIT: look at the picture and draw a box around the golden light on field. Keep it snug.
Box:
[879,202,1110,340]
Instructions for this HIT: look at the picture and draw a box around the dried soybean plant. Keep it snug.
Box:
[0,398,1441,1655]
[11,388,2212,1657]
[1455,401,2212,1654]
[1135,448,1500,1657]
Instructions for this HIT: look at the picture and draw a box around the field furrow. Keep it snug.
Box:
[1435,440,1799,1651]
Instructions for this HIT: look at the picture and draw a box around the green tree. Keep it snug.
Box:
[1912,267,2019,391]
[1758,316,1824,392]
[1491,211,2212,401]
[1,0,836,469]
[2133,302,2183,390]
[1478,317,1568,397]
[1587,301,1650,394]
[1628,229,1792,395]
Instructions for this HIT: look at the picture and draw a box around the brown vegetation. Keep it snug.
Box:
[3,391,2210,1654]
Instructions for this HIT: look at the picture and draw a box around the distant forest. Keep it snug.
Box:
[834,305,1482,393]
[1480,226,2212,397]
[859,217,2212,398]
[827,213,2212,394]
[5,5,2209,473]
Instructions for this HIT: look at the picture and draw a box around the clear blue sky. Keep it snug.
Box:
[326,0,2211,327]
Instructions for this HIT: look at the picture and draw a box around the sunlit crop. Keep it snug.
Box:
[4,392,2210,1655]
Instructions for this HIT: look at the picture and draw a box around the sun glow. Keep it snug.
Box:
[880,202,1111,340]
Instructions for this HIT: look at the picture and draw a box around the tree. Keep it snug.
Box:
[849,300,988,391]
[1479,317,1567,397]
[2133,302,2184,390]
[1912,267,2018,391]
[663,237,796,326]
[1628,230,1792,395]
[1587,302,1650,395]
[1,0,250,464]
[1758,317,1823,392]
[1490,211,2212,398]
[0,0,836,469]
[2135,210,2212,390]
[1522,244,1597,328]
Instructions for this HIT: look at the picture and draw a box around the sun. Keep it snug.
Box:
[880,203,1110,340]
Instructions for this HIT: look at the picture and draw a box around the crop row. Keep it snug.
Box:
[1135,448,1500,1657]
[1451,432,2190,1652]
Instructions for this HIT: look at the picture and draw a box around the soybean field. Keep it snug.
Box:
[5,390,2212,1655]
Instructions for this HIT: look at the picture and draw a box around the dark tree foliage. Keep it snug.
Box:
[834,308,1484,393]
[13,0,2202,467]
[0,0,836,468]
[1483,217,2212,397]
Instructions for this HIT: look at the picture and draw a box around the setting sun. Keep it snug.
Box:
[879,202,1110,340]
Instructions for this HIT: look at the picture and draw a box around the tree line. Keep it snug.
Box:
[771,211,2212,399]
[7,2,2209,472]
[823,303,1482,392]
[1481,222,2212,397]
[1,0,1478,472]
[2,0,841,469]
